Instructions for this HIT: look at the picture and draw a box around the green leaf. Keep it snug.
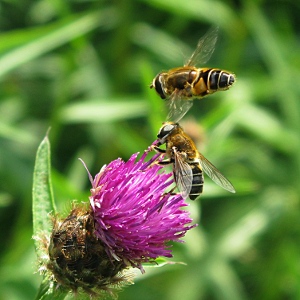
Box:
[0,8,118,77]
[143,257,186,268]
[59,99,148,123]
[35,278,69,300]
[32,132,56,256]
[139,0,240,32]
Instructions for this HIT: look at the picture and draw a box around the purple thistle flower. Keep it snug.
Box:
[39,147,196,297]
[83,149,196,271]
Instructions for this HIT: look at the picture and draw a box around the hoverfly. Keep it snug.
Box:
[150,27,236,123]
[153,122,235,200]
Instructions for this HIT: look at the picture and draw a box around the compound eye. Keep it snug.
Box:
[153,74,166,99]
[157,123,175,139]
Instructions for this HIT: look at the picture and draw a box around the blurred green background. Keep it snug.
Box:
[1,0,300,299]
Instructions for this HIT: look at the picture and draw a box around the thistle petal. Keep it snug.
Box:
[88,151,196,269]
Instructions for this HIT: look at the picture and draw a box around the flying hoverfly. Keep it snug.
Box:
[150,27,236,123]
[153,122,235,200]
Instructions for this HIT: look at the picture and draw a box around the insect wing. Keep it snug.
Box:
[167,91,193,123]
[198,152,236,193]
[185,27,219,67]
[173,148,193,199]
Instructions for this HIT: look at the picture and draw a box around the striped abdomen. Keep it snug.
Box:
[193,68,235,97]
[189,163,204,200]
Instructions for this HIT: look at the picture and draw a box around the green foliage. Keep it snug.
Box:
[32,134,55,256]
[32,135,71,299]
[0,0,300,299]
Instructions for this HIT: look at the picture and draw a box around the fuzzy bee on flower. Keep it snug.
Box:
[152,122,236,200]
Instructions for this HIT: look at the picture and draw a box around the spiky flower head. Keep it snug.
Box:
[42,149,195,298]
[85,150,196,272]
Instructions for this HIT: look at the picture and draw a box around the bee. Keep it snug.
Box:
[150,27,236,122]
[153,122,235,200]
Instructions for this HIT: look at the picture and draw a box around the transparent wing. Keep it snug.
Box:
[166,91,194,123]
[185,26,219,67]
[198,152,236,193]
[173,148,193,199]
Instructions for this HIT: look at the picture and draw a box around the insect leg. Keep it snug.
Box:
[152,145,166,154]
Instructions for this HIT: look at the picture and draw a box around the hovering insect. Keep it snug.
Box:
[153,122,235,200]
[150,27,236,123]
